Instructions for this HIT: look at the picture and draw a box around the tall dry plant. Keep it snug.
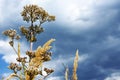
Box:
[64,50,79,80]
[72,50,79,80]
[3,4,55,80]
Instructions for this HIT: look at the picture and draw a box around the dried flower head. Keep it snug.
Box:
[20,25,44,42]
[16,35,21,40]
[21,4,55,24]
[20,26,29,35]
[26,51,35,58]
[3,29,16,39]
[9,41,14,47]
[21,5,41,23]
[44,68,54,74]
[16,57,27,63]
[8,63,22,74]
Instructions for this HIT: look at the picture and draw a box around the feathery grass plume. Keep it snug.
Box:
[65,67,69,80]
[72,50,79,80]
[25,39,55,80]
[18,42,21,58]
[30,39,55,67]
[35,38,55,57]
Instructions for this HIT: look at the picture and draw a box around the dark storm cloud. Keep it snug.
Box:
[31,1,120,79]
[33,19,120,80]
[0,0,120,80]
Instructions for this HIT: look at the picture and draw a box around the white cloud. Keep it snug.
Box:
[0,38,88,73]
[0,0,119,32]
[104,72,120,80]
[46,76,63,80]
[34,75,63,80]
[0,39,88,79]
[0,39,29,63]
[2,73,11,77]
[0,0,47,27]
[42,53,88,73]
[40,53,88,80]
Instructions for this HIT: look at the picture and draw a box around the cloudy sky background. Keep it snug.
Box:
[0,0,120,80]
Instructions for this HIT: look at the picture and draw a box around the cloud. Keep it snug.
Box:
[42,53,88,75]
[0,37,89,79]
[0,0,120,80]
[76,36,120,80]
[0,39,29,63]
[0,0,46,27]
[104,72,120,80]
[43,0,120,32]
[34,53,88,80]
[1,0,119,32]
[34,75,63,80]
[1,73,11,79]
[46,76,63,80]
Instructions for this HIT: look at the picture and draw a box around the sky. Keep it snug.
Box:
[0,0,120,80]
